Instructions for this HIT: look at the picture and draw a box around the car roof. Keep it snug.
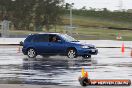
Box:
[29,33,62,35]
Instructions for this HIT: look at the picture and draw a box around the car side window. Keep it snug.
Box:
[33,34,49,42]
[49,34,61,42]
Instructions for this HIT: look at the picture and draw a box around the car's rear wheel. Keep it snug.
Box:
[27,48,37,58]
[82,55,91,59]
[67,48,77,59]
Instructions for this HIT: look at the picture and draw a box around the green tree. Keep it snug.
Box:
[0,0,64,31]
[0,0,36,30]
[34,0,64,31]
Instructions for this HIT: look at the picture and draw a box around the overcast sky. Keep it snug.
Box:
[65,0,132,11]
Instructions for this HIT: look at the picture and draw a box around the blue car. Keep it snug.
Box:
[22,33,98,59]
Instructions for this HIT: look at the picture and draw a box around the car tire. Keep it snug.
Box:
[67,48,77,59]
[27,48,37,58]
[82,55,91,59]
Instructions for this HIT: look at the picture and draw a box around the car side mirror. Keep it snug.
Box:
[20,41,23,46]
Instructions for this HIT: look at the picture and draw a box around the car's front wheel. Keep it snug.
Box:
[82,55,91,59]
[27,48,37,58]
[67,48,77,59]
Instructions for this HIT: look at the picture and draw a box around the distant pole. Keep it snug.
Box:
[70,4,72,28]
[69,3,74,29]
[119,0,123,11]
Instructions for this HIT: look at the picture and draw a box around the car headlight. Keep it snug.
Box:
[81,45,90,48]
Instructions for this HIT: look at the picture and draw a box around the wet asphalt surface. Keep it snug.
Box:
[0,46,132,86]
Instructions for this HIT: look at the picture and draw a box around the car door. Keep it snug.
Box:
[48,34,66,55]
[33,34,50,54]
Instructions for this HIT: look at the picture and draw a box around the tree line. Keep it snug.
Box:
[66,8,132,23]
[1,0,132,31]
[0,0,64,31]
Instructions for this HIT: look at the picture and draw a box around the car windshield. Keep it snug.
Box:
[60,34,79,42]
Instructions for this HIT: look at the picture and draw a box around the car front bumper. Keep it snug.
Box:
[22,48,27,55]
[77,48,98,56]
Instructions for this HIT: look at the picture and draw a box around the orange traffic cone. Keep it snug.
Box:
[85,71,89,78]
[121,43,125,55]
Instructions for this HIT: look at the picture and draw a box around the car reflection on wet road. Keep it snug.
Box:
[0,46,132,86]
